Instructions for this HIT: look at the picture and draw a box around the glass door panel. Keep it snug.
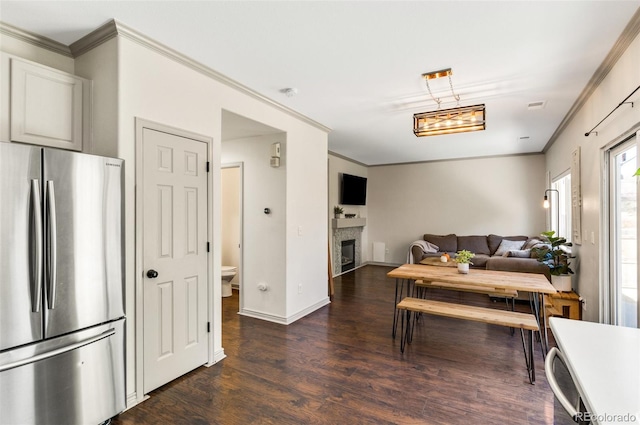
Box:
[610,142,637,328]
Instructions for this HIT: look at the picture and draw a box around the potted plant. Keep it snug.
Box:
[532,230,574,291]
[333,205,344,219]
[454,249,475,274]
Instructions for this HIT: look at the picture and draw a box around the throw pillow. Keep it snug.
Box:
[506,249,531,258]
[495,239,526,256]
[523,238,551,257]
[488,234,528,255]
[523,238,543,250]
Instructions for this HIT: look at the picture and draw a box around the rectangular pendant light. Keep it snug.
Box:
[414,104,486,137]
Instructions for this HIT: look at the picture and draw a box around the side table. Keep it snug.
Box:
[544,290,582,326]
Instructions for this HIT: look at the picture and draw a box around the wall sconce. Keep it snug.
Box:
[270,142,280,168]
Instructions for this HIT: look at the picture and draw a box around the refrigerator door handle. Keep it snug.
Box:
[31,179,43,313]
[46,180,57,310]
[0,329,116,373]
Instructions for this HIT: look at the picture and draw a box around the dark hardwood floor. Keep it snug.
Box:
[113,265,557,425]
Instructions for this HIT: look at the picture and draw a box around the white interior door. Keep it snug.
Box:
[142,128,209,393]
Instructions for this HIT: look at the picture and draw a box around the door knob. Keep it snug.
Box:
[146,269,159,279]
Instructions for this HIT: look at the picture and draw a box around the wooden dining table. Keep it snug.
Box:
[388,263,557,354]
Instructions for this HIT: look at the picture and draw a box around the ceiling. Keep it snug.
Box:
[1,1,639,165]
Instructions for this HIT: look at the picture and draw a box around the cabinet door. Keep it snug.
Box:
[10,58,84,151]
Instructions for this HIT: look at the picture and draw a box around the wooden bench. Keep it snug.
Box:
[396,297,539,384]
[414,280,519,334]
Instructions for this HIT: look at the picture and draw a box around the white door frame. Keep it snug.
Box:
[222,162,244,312]
[134,118,214,401]
[600,125,640,324]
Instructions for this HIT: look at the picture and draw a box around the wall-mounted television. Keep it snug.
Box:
[340,173,367,205]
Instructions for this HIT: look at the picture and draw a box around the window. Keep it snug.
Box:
[552,173,572,242]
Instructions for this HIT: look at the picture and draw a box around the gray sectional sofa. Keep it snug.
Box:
[411,233,551,279]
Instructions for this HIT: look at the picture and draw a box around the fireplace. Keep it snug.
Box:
[332,221,364,275]
[341,239,356,273]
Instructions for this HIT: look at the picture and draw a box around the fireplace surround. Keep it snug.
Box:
[332,223,364,275]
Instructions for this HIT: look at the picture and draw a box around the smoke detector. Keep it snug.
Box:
[281,88,298,97]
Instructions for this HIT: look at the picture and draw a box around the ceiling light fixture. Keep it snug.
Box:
[413,68,485,137]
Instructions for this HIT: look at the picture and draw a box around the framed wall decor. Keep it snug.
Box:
[571,147,582,244]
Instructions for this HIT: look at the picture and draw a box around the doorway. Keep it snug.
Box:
[607,135,638,328]
[222,163,243,309]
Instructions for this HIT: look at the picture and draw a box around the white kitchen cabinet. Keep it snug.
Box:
[8,57,90,151]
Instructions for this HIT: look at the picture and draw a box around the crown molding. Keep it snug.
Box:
[368,151,544,168]
[0,21,72,57]
[328,151,369,167]
[70,19,331,134]
[69,20,119,57]
[330,150,543,168]
[543,7,640,152]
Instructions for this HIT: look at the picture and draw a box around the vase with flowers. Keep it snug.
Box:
[454,249,475,274]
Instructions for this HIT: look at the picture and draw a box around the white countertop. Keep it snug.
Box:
[550,317,640,425]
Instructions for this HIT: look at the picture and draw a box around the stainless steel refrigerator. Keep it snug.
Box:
[0,141,125,425]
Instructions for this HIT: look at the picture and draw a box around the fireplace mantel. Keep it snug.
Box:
[332,218,366,229]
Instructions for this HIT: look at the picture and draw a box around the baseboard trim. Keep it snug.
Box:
[240,297,330,325]
[332,263,366,278]
[364,261,402,267]
[286,297,331,324]
[125,393,150,411]
[207,348,226,366]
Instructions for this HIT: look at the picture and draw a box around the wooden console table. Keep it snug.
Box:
[544,290,582,326]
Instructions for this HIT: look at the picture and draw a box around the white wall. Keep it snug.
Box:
[284,125,330,319]
[222,135,286,317]
[328,154,369,273]
[367,155,547,264]
[544,31,640,322]
[74,38,118,158]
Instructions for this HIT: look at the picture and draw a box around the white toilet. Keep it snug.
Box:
[221,266,237,297]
